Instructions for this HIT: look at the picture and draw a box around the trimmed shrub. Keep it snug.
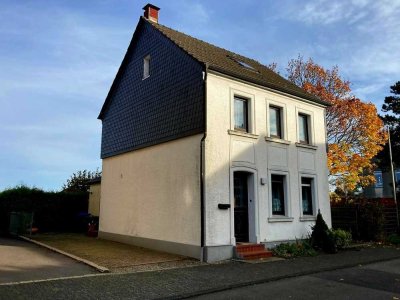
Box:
[311,211,337,253]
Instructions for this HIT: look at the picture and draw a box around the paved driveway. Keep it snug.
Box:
[0,237,96,284]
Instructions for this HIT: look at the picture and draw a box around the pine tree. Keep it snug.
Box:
[377,81,400,169]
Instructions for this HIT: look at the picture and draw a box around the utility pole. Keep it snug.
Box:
[388,127,399,230]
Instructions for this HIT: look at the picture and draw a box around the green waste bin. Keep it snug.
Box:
[9,212,33,235]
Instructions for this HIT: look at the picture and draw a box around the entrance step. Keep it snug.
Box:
[234,243,273,260]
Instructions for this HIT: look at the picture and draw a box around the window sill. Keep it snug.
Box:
[268,217,294,223]
[228,130,259,139]
[299,216,317,222]
[295,142,318,150]
[265,137,291,145]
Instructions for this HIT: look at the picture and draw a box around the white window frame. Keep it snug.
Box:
[143,55,151,79]
[295,107,315,146]
[299,173,318,221]
[266,99,288,142]
[233,96,249,132]
[268,170,293,222]
[229,89,255,135]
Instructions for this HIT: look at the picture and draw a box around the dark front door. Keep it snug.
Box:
[234,172,249,242]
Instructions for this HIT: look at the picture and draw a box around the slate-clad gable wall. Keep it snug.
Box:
[101,21,204,158]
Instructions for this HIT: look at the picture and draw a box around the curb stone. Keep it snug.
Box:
[19,235,110,273]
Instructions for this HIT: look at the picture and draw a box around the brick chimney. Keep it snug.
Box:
[143,3,160,23]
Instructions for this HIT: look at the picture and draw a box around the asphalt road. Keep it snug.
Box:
[0,237,96,284]
[193,259,400,299]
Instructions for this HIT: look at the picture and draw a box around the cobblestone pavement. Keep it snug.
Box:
[1,246,399,299]
[193,259,400,299]
[0,237,96,284]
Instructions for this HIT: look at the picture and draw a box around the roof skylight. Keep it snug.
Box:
[238,61,255,70]
[227,55,258,72]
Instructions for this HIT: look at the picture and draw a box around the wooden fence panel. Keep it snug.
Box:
[383,206,399,235]
[331,204,399,238]
[331,206,359,237]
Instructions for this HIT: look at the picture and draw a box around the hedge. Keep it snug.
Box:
[0,186,89,235]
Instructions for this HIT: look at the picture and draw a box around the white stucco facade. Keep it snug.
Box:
[99,72,331,261]
[99,134,202,257]
[204,72,331,250]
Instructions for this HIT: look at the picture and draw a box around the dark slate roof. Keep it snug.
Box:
[147,18,329,107]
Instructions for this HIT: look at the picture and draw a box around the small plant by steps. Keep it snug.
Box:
[272,239,317,258]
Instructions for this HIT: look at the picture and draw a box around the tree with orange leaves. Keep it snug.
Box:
[286,56,387,192]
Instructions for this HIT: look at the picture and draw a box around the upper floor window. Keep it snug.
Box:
[143,55,150,79]
[234,97,248,132]
[269,105,282,139]
[298,113,310,144]
[301,177,314,215]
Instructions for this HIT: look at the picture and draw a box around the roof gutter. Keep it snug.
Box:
[200,64,208,260]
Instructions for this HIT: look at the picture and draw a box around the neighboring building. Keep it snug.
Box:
[363,170,400,199]
[98,4,331,262]
[88,177,101,217]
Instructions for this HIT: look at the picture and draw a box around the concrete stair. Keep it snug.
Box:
[234,243,273,260]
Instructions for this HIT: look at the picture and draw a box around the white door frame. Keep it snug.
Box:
[230,166,259,245]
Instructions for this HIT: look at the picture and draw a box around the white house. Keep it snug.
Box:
[98,4,331,262]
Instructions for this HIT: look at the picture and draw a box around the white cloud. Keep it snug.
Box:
[283,0,371,25]
[273,0,400,104]
[352,82,387,100]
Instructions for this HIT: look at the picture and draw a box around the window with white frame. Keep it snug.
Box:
[234,96,249,132]
[269,105,283,139]
[271,174,286,215]
[298,113,310,144]
[301,177,314,215]
[143,55,150,79]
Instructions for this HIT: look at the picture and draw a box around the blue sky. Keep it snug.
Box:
[1,0,399,191]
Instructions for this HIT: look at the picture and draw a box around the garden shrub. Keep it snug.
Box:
[272,239,317,258]
[332,229,352,249]
[387,234,400,245]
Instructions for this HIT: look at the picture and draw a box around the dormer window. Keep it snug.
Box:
[143,55,150,79]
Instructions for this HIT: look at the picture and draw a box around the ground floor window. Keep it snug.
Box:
[271,174,285,215]
[301,177,314,215]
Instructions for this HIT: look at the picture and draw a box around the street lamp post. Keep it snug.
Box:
[388,127,399,230]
